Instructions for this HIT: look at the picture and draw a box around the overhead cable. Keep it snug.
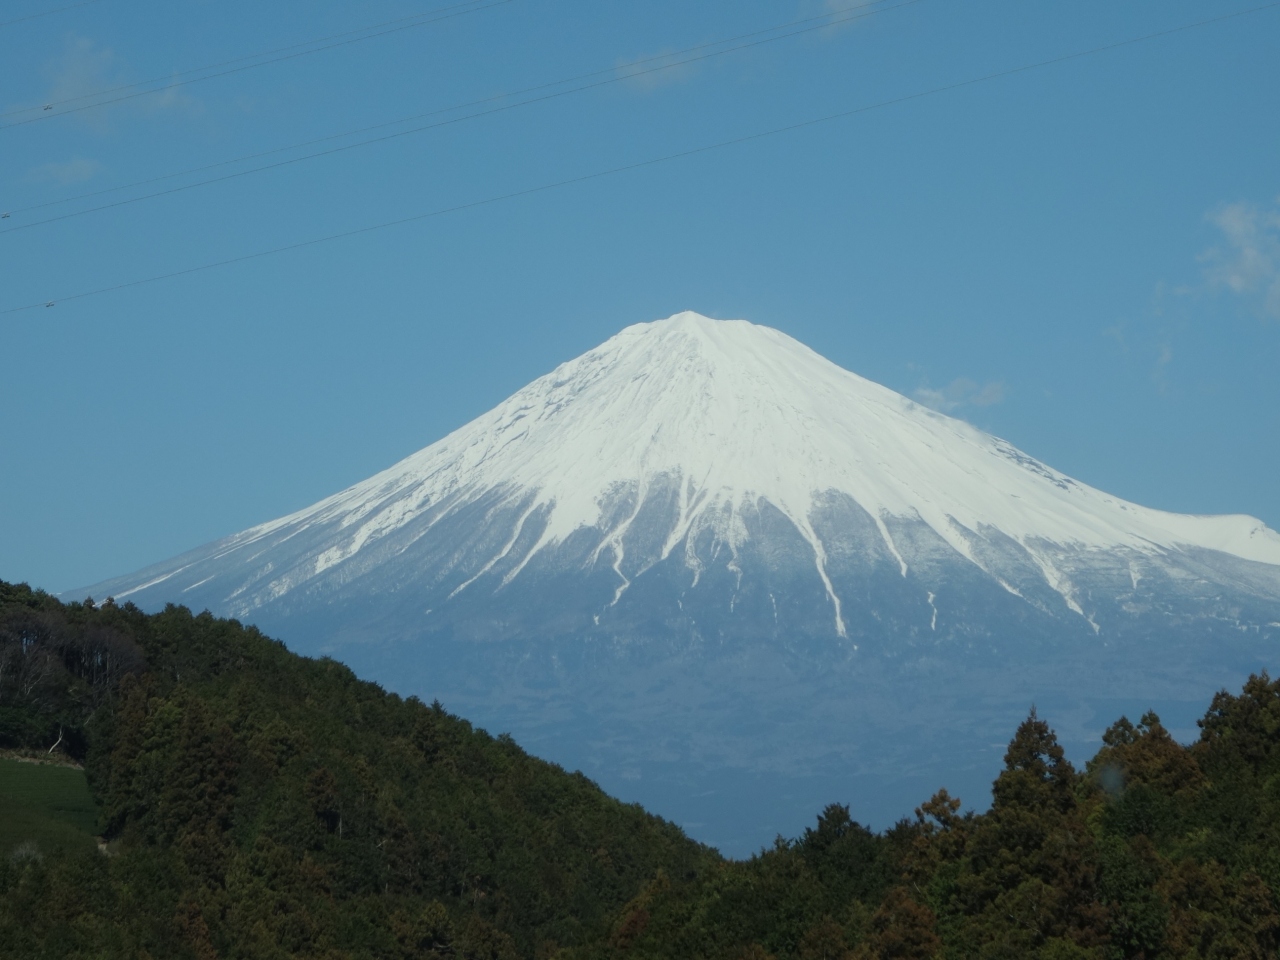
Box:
[0,0,920,232]
[5,1,1276,316]
[0,0,102,29]
[0,0,517,126]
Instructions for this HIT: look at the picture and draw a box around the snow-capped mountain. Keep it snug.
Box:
[80,312,1280,854]
[88,311,1280,639]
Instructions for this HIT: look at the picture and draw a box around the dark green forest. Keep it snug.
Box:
[1,579,1278,959]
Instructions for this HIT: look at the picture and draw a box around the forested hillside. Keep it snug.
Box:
[582,692,1280,959]
[2,579,1278,959]
[0,581,712,959]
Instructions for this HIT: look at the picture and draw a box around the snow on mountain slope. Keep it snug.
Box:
[98,311,1280,640]
[77,310,1280,855]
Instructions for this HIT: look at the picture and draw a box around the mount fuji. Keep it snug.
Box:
[80,312,1280,854]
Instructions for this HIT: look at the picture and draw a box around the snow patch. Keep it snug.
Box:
[874,513,908,577]
[448,500,541,599]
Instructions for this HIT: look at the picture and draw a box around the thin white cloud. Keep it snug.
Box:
[821,0,881,35]
[1200,197,1280,320]
[969,381,1005,407]
[28,157,100,184]
[913,378,1005,414]
[38,37,197,129]
[44,37,117,106]
[825,0,877,14]
[615,49,699,91]
[1152,343,1173,395]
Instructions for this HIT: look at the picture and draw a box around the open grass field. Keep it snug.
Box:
[0,758,100,858]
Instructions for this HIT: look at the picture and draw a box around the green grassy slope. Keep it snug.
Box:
[0,757,100,857]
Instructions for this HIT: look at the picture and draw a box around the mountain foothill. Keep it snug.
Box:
[2,580,1279,959]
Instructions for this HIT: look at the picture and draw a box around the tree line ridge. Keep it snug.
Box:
[1,579,1277,959]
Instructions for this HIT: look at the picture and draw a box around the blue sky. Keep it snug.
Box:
[2,0,1278,594]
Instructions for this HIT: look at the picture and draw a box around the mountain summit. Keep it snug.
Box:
[82,312,1280,853]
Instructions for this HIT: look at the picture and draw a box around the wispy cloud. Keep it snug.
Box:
[1152,343,1174,395]
[38,37,197,129]
[820,0,883,35]
[824,0,875,15]
[913,378,1005,414]
[43,37,117,107]
[1200,197,1280,320]
[28,157,100,184]
[615,49,700,91]
[1102,199,1278,400]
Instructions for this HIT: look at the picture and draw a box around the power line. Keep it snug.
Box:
[5,1,1276,317]
[0,0,517,126]
[1,0,920,232]
[0,0,102,29]
[10,0,911,217]
[2,0,906,218]
[1,0,501,121]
